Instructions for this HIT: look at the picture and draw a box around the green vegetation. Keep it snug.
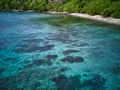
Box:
[0,0,120,18]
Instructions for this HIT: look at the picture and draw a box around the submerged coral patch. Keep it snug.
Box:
[0,68,5,74]
[0,39,7,50]
[23,39,44,43]
[0,74,42,90]
[46,54,58,60]
[13,46,40,53]
[41,44,54,50]
[13,44,54,53]
[38,44,54,51]
[38,44,55,52]
[16,39,44,48]
[52,74,81,90]
[17,44,30,48]
[32,57,56,66]
[4,57,17,61]
[81,74,106,89]
[45,59,52,65]
[25,46,42,52]
[60,67,69,72]
[113,65,120,74]
[0,40,6,44]
[63,50,80,55]
[32,59,45,66]
[61,56,84,63]
[24,60,33,68]
[47,33,72,43]
[24,63,33,68]
[46,55,58,65]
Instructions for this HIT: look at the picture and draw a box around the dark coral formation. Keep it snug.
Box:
[61,56,84,63]
[113,65,120,74]
[13,44,54,53]
[0,68,5,74]
[63,49,80,55]
[4,57,17,61]
[37,44,54,51]
[47,33,74,43]
[24,63,33,68]
[46,54,58,60]
[13,46,40,53]
[45,59,52,65]
[0,40,6,45]
[23,39,44,43]
[32,59,45,66]
[52,74,81,90]
[46,55,58,65]
[52,74,106,90]
[0,73,42,90]
[60,67,69,72]
[24,55,58,67]
[81,74,106,89]
[17,44,31,48]
[24,56,58,67]
[0,39,7,50]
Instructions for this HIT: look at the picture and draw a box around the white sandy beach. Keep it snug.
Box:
[70,13,120,25]
[47,11,120,25]
[47,11,69,14]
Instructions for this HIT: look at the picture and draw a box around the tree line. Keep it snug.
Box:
[0,0,120,18]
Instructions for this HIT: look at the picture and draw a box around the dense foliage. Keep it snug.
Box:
[0,0,120,18]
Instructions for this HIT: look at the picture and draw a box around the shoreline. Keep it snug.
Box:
[70,13,120,25]
[5,10,120,25]
[47,11,69,15]
[47,11,120,25]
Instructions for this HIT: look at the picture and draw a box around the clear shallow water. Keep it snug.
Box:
[0,12,120,90]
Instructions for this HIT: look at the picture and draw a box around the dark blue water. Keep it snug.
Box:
[0,12,120,90]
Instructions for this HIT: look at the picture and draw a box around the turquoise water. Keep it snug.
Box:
[0,12,120,90]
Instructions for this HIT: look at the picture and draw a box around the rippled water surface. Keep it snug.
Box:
[0,12,120,90]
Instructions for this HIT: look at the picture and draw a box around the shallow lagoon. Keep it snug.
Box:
[0,12,120,90]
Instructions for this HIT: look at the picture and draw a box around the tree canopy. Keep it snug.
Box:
[0,0,120,18]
